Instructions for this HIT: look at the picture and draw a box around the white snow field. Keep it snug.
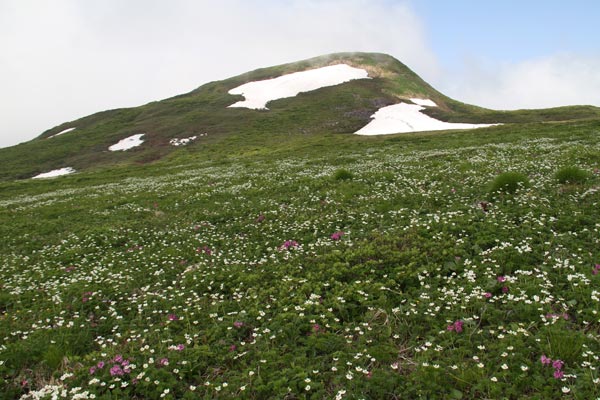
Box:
[32,167,76,179]
[355,102,497,136]
[48,127,76,138]
[410,98,437,107]
[170,136,198,146]
[228,64,369,109]
[108,134,145,151]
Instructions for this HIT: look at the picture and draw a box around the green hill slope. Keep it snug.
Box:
[1,52,599,181]
[1,53,600,399]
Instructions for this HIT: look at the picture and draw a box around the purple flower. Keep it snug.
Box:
[158,358,169,366]
[97,361,105,369]
[280,240,299,250]
[553,369,564,379]
[197,246,212,255]
[497,276,506,283]
[593,264,600,275]
[453,320,464,333]
[113,355,123,363]
[176,344,185,351]
[552,360,564,370]
[110,365,124,376]
[89,366,96,375]
[330,231,345,241]
[484,292,492,298]
[447,320,463,333]
[502,286,509,293]
[540,355,552,366]
[167,314,179,321]
[233,321,244,328]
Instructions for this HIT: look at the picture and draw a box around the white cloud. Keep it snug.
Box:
[438,54,600,110]
[0,0,437,148]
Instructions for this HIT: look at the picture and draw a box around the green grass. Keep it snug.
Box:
[489,172,530,194]
[1,116,600,399]
[1,52,600,399]
[555,166,591,184]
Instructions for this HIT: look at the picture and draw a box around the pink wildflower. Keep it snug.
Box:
[553,370,564,379]
[484,292,492,298]
[167,314,179,321]
[280,240,299,250]
[502,286,509,293]
[89,366,96,374]
[330,231,345,241]
[176,344,185,351]
[97,361,105,369]
[229,345,237,352]
[497,276,506,283]
[453,320,464,333]
[552,360,564,370]
[446,324,454,331]
[197,246,212,255]
[233,321,244,328]
[158,358,169,367]
[540,355,552,366]
[312,324,321,333]
[110,365,124,376]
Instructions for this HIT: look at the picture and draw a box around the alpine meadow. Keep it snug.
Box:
[0,53,599,399]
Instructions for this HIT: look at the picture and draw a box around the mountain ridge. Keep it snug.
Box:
[1,52,599,181]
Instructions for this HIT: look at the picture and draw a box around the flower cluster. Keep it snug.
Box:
[541,355,565,379]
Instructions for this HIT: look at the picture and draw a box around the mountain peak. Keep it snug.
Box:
[0,52,598,181]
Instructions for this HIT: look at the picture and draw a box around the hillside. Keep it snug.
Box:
[1,52,599,181]
[1,54,600,399]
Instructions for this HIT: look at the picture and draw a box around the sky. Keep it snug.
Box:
[1,0,599,148]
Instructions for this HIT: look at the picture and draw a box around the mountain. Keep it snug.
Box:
[1,52,599,181]
[2,53,600,399]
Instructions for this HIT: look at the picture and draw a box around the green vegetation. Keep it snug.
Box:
[1,117,600,399]
[555,166,591,184]
[489,172,530,194]
[333,168,354,181]
[1,53,600,399]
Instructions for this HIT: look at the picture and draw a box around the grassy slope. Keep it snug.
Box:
[1,52,599,181]
[1,117,600,398]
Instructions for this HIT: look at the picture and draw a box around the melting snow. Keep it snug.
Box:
[48,127,76,138]
[32,167,76,179]
[109,134,145,151]
[355,103,497,136]
[410,98,437,107]
[228,64,369,109]
[170,136,198,146]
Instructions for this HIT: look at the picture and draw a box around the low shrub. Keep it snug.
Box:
[555,166,590,184]
[333,168,353,181]
[489,172,530,194]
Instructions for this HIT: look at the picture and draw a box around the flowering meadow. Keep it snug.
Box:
[1,121,600,399]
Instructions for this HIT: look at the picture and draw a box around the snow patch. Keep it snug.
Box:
[170,136,198,146]
[410,98,437,107]
[355,103,497,136]
[32,167,76,179]
[228,64,369,109]
[48,127,76,138]
[109,134,145,151]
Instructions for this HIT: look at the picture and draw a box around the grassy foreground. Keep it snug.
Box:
[1,120,600,399]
